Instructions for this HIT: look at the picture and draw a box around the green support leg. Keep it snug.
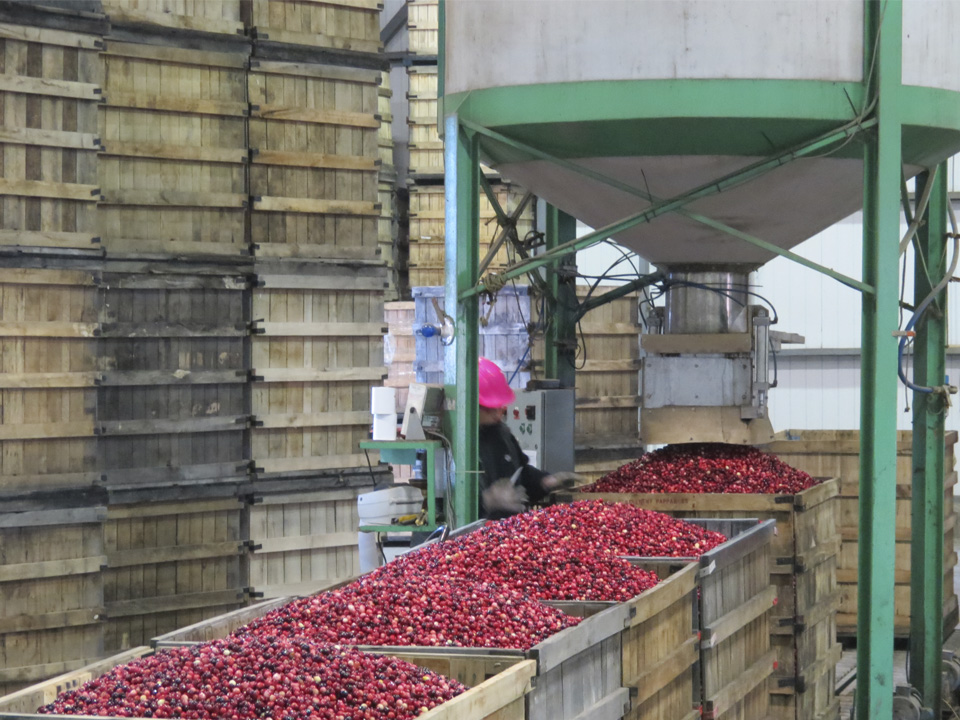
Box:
[857,1,902,716]
[444,114,480,528]
[909,164,948,713]
[544,205,577,388]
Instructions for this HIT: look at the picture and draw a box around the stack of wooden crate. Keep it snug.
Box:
[0,0,391,685]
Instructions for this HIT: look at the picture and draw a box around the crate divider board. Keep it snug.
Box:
[0,506,106,697]
[0,23,102,252]
[243,0,383,56]
[98,40,251,258]
[0,647,535,720]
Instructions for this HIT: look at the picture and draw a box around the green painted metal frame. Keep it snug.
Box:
[441,4,948,714]
[358,440,442,533]
[544,205,577,389]
[909,164,949,713]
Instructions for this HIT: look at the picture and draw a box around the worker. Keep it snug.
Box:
[477,357,561,519]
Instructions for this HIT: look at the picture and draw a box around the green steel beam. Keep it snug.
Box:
[909,164,948,713]
[857,0,902,716]
[575,271,666,322]
[444,115,480,528]
[544,205,577,388]
[459,118,875,295]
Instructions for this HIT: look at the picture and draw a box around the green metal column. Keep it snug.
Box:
[858,1,902,716]
[544,205,578,388]
[909,164,949,712]
[443,115,480,528]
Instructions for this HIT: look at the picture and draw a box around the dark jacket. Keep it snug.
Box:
[478,421,550,519]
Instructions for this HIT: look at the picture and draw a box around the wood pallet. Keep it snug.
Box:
[0,507,106,698]
[250,263,387,477]
[0,267,100,494]
[248,60,381,260]
[0,22,102,254]
[245,488,362,599]
[763,430,959,639]
[574,480,841,720]
[98,40,251,258]
[97,262,250,491]
[0,647,535,720]
[243,0,382,56]
[102,498,246,653]
[407,0,438,57]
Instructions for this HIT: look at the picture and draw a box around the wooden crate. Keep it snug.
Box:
[379,176,397,298]
[0,267,99,494]
[148,559,698,720]
[0,23,102,253]
[245,488,362,599]
[0,647,535,720]
[102,498,245,653]
[763,429,959,638]
[243,0,382,55]
[98,40,250,258]
[248,60,381,260]
[574,480,841,720]
[625,519,778,720]
[100,0,244,36]
[407,183,534,287]
[0,506,105,697]
[384,300,415,413]
[407,0,438,56]
[96,263,249,490]
[250,265,386,477]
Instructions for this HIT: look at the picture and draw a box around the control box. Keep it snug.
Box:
[503,388,575,474]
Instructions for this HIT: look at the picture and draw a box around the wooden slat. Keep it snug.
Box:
[99,322,245,338]
[251,61,379,84]
[0,421,95,440]
[0,555,105,583]
[0,126,100,150]
[99,416,247,437]
[255,322,386,337]
[100,141,247,164]
[0,73,100,100]
[102,41,247,69]
[105,590,243,618]
[0,658,105,684]
[256,411,371,429]
[252,532,358,554]
[251,104,378,128]
[101,6,245,35]
[633,635,699,708]
[252,149,376,171]
[0,268,98,286]
[100,189,247,208]
[257,455,369,474]
[0,608,103,634]
[253,196,378,216]
[0,371,99,388]
[250,27,381,55]
[0,231,99,248]
[576,396,641,409]
[104,92,248,117]
[703,648,777,720]
[0,24,102,49]
[701,585,777,649]
[256,274,385,291]
[98,370,245,386]
[295,0,382,10]
[0,507,105,529]
[106,541,242,568]
[417,660,535,720]
[0,178,98,201]
[107,499,241,520]
[101,238,248,257]
[254,243,379,260]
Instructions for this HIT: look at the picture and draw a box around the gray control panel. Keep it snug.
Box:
[503,388,575,474]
